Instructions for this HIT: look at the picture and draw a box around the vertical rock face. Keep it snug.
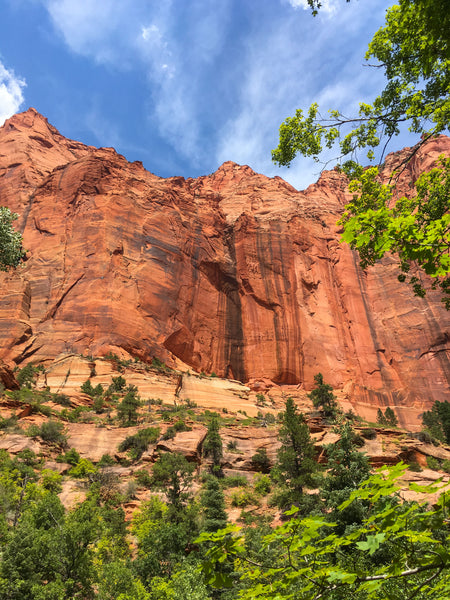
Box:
[0,109,449,424]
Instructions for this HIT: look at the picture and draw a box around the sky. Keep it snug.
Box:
[0,0,420,191]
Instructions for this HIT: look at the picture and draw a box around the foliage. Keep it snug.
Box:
[16,364,41,389]
[271,397,318,508]
[0,206,25,271]
[162,420,191,440]
[251,448,271,473]
[118,427,160,461]
[107,375,127,394]
[37,420,67,447]
[272,0,450,305]
[69,458,97,479]
[308,373,339,419]
[341,160,450,306]
[422,399,450,444]
[200,476,228,533]
[321,423,372,533]
[117,385,141,426]
[377,406,399,427]
[253,473,271,496]
[202,412,223,476]
[150,452,195,511]
[198,463,450,599]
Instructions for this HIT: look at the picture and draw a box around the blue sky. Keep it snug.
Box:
[0,0,419,190]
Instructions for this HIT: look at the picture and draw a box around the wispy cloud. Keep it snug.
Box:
[0,61,26,126]
[37,0,406,189]
[286,0,338,15]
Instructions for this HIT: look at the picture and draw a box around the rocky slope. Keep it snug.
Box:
[0,108,449,429]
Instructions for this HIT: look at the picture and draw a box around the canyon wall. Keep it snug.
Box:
[0,109,449,424]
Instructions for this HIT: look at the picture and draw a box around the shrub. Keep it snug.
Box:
[69,458,97,478]
[227,440,238,452]
[162,420,191,440]
[426,456,440,470]
[107,375,127,394]
[17,363,39,389]
[39,420,67,446]
[442,459,450,473]
[118,427,160,461]
[251,448,271,473]
[41,469,63,493]
[221,474,248,488]
[135,469,153,487]
[360,428,377,440]
[254,473,271,495]
[61,448,81,466]
[231,489,258,508]
[81,379,95,397]
[98,453,115,467]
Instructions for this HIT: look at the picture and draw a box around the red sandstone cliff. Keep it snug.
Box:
[0,108,449,423]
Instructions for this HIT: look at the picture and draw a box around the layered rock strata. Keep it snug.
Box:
[0,108,449,428]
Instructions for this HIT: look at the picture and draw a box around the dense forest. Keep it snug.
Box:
[0,363,449,600]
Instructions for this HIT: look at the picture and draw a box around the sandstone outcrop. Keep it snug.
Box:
[0,108,449,429]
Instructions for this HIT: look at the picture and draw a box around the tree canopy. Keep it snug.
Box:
[272,0,450,306]
[0,207,25,271]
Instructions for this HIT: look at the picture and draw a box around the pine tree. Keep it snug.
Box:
[202,413,223,477]
[273,397,317,505]
[200,476,228,533]
[308,373,338,420]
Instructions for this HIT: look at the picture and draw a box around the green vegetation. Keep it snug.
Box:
[118,427,160,461]
[117,385,141,425]
[0,206,25,271]
[272,0,450,306]
[202,412,223,476]
[198,463,450,599]
[271,397,318,510]
[422,400,450,444]
[308,373,339,420]
[1,366,449,598]
[377,406,399,427]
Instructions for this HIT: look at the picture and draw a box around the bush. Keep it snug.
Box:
[61,448,81,466]
[251,448,271,473]
[39,420,67,446]
[221,474,248,488]
[360,428,377,440]
[227,440,238,452]
[254,473,271,495]
[162,420,191,440]
[98,454,116,467]
[17,363,39,389]
[231,489,259,507]
[426,456,440,470]
[442,459,450,473]
[135,469,153,488]
[69,458,97,478]
[118,427,160,461]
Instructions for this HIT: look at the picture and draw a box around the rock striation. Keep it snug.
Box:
[0,108,449,428]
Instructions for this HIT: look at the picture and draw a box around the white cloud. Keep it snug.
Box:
[38,0,400,187]
[0,62,26,126]
[287,0,338,15]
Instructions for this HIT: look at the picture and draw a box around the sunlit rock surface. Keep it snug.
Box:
[0,109,449,430]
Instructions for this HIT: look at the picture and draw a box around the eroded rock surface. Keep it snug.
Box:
[0,109,449,429]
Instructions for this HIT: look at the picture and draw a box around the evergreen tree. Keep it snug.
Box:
[202,413,223,477]
[151,452,194,513]
[322,423,372,534]
[117,385,140,426]
[422,400,450,444]
[308,373,338,420]
[200,476,228,533]
[272,397,317,507]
